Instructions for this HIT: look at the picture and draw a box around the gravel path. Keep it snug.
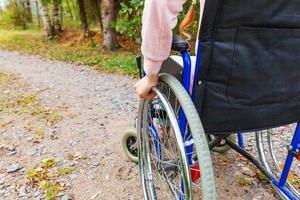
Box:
[0,50,279,200]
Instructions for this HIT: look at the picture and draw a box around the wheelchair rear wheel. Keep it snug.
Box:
[256,126,300,198]
[137,73,216,200]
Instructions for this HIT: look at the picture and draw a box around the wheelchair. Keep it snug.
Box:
[123,0,300,199]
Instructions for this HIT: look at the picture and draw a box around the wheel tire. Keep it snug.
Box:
[122,129,138,163]
[160,73,217,200]
[256,128,300,199]
[138,73,217,200]
[210,134,236,153]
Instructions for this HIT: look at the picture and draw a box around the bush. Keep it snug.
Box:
[115,0,144,42]
[115,0,200,42]
[0,0,27,29]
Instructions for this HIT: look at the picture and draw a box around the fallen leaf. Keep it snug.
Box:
[280,163,294,181]
[90,192,100,200]
[0,120,13,127]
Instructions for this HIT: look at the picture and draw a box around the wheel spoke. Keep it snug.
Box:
[138,74,216,200]
[257,124,300,198]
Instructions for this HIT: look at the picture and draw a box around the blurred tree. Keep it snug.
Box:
[23,0,32,22]
[52,0,62,33]
[35,0,41,28]
[0,0,27,29]
[65,0,74,20]
[100,0,119,49]
[77,0,90,37]
[0,0,199,49]
[93,0,102,30]
[40,0,53,37]
[116,0,144,42]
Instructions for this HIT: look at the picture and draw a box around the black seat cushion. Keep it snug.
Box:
[171,35,189,52]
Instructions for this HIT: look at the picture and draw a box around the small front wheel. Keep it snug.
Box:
[208,134,236,153]
[122,129,138,163]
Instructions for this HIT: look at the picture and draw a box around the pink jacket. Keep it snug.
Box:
[142,0,187,75]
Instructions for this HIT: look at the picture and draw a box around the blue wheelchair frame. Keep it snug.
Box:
[147,40,300,199]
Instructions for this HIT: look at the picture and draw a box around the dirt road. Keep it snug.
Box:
[0,50,278,200]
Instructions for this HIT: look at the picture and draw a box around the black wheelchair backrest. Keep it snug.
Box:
[194,0,300,134]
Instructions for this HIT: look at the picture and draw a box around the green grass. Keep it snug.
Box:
[57,167,75,176]
[238,177,253,186]
[26,157,76,200]
[0,30,138,76]
[42,158,57,169]
[0,72,62,126]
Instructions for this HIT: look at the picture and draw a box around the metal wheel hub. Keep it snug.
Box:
[157,160,179,180]
[126,137,137,156]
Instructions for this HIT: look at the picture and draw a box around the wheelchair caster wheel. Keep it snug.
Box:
[122,129,138,163]
[209,134,236,153]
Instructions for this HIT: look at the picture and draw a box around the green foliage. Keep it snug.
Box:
[0,0,201,74]
[42,158,57,169]
[115,0,144,40]
[238,177,253,186]
[39,180,61,200]
[0,77,62,125]
[57,167,75,176]
[0,30,138,76]
[115,0,200,41]
[257,170,269,182]
[0,0,27,29]
[176,2,200,39]
[45,184,61,200]
[26,157,70,200]
[0,0,200,39]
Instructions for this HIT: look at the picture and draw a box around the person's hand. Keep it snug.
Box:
[134,74,159,99]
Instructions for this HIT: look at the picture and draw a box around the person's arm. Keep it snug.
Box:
[142,0,186,75]
[134,0,186,99]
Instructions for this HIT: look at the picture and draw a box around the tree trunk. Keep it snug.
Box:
[100,0,119,49]
[94,0,102,31]
[77,0,90,37]
[60,3,63,27]
[36,1,41,28]
[65,0,74,20]
[39,1,53,38]
[24,0,32,22]
[14,1,26,29]
[52,0,62,33]
[70,0,79,20]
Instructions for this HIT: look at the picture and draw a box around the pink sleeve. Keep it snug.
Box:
[141,0,186,75]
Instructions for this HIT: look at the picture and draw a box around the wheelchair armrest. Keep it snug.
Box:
[171,34,189,52]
